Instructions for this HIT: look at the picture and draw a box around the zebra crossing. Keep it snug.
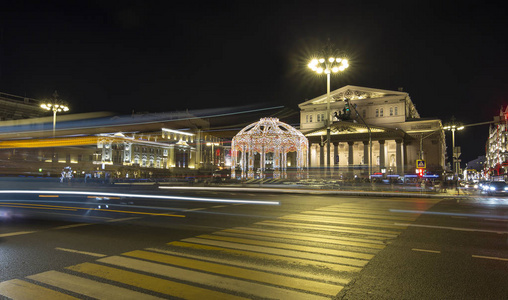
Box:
[0,199,436,299]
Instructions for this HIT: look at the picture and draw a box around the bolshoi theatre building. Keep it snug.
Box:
[299,85,446,178]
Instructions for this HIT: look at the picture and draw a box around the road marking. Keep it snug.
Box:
[28,270,162,300]
[211,205,227,208]
[395,223,508,234]
[317,207,421,216]
[484,218,508,222]
[52,223,92,230]
[185,207,206,211]
[259,220,399,238]
[301,210,417,222]
[169,241,361,273]
[195,234,375,260]
[280,214,405,229]
[181,237,370,266]
[472,255,508,261]
[107,217,141,222]
[146,247,351,285]
[123,250,342,296]
[0,204,76,211]
[216,228,385,249]
[0,202,184,217]
[0,279,78,300]
[412,248,441,254]
[0,231,37,238]
[39,195,59,198]
[55,247,107,257]
[67,262,248,300]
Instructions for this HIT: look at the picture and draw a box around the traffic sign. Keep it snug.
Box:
[416,159,426,169]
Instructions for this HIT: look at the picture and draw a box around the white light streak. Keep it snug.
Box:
[0,190,279,205]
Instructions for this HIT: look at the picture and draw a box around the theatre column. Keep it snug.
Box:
[348,141,354,169]
[363,141,369,173]
[320,143,325,175]
[379,140,386,171]
[308,142,312,169]
[334,143,339,171]
[396,140,404,175]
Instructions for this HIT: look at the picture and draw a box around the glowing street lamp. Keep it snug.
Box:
[308,50,349,174]
[443,117,464,177]
[40,91,69,137]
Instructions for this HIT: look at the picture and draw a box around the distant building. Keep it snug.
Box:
[0,111,226,178]
[299,85,446,178]
[464,155,486,181]
[0,91,45,120]
[485,107,508,180]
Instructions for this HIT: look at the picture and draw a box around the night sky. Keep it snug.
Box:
[1,1,507,165]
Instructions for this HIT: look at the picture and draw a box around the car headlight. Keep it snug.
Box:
[490,186,496,191]
[474,184,478,189]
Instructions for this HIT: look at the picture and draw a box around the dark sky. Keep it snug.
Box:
[1,1,507,164]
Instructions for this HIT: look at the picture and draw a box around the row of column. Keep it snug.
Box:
[311,140,404,175]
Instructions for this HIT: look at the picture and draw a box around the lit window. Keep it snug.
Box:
[390,107,393,116]
[395,107,398,115]
[317,114,321,122]
[309,115,313,122]
[380,108,384,117]
[375,109,379,117]
[306,115,309,123]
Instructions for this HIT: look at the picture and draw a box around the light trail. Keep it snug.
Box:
[0,190,280,205]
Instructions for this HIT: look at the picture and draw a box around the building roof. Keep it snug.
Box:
[298,85,409,108]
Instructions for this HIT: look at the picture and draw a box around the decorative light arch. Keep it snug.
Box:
[231,118,308,179]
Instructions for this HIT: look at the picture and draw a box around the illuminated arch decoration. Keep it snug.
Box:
[231,118,308,179]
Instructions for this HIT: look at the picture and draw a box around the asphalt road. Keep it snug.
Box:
[0,180,507,299]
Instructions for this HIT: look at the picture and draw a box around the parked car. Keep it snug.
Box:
[485,181,508,196]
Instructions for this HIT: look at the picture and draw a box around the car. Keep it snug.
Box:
[463,181,479,190]
[485,181,508,196]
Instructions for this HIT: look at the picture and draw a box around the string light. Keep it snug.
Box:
[231,118,308,179]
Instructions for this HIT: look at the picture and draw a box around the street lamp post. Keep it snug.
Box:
[40,91,69,137]
[308,53,349,176]
[443,117,464,177]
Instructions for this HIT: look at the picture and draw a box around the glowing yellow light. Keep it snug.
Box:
[339,66,345,71]
[316,67,323,74]
[318,58,325,63]
[324,68,331,74]
[336,58,342,63]
[332,67,339,73]
[342,59,348,65]
[328,57,335,63]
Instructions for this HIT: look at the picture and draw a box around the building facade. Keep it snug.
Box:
[484,107,508,180]
[299,85,446,178]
